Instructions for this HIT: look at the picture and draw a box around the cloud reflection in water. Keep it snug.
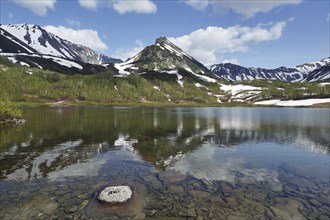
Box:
[170,144,282,190]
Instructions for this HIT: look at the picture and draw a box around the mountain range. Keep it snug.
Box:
[0,24,121,74]
[210,58,330,82]
[0,23,329,83]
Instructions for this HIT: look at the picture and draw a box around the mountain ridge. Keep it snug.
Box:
[210,57,330,82]
[0,24,121,65]
[0,23,329,83]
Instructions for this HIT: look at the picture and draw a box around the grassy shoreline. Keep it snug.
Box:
[15,100,254,108]
[14,100,329,109]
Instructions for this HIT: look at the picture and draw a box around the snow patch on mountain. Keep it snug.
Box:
[221,84,262,95]
[219,83,264,102]
[295,57,330,73]
[44,56,83,70]
[114,62,132,75]
[193,72,216,83]
[167,70,184,87]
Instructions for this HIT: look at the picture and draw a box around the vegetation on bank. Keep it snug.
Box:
[0,57,329,108]
[236,80,330,100]
[0,98,21,118]
[0,98,23,125]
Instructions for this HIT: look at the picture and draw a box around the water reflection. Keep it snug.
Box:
[0,107,329,181]
[6,140,83,181]
[217,108,261,130]
[0,107,329,219]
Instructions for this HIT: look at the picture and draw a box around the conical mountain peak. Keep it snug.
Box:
[154,36,176,47]
[155,36,168,44]
[154,37,186,56]
[115,36,211,77]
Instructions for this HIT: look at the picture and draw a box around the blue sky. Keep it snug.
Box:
[1,0,329,68]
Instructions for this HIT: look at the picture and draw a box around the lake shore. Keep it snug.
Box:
[13,98,330,109]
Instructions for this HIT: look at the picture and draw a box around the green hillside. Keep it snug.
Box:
[0,57,329,108]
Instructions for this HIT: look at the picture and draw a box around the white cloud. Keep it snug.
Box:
[327,13,330,22]
[114,40,144,61]
[112,0,157,14]
[12,0,56,16]
[64,18,81,27]
[220,58,239,65]
[169,21,287,65]
[183,0,302,18]
[43,26,108,51]
[78,0,157,14]
[78,0,99,10]
[182,0,209,10]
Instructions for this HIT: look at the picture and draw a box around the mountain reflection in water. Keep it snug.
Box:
[0,107,329,181]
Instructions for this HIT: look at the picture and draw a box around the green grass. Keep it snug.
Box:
[235,79,330,101]
[0,57,329,108]
[0,98,22,124]
[0,65,224,107]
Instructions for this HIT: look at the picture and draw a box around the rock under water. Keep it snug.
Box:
[98,185,132,203]
[86,181,147,219]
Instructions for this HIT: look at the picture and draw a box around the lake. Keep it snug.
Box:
[0,107,329,219]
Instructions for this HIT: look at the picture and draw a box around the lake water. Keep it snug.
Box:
[0,107,329,219]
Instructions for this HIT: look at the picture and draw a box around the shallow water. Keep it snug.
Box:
[0,107,329,219]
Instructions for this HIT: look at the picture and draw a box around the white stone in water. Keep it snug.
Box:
[98,185,132,203]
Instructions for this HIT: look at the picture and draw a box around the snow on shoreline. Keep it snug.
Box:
[255,98,330,107]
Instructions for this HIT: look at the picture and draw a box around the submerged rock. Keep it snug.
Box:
[86,181,146,219]
[158,170,186,183]
[98,185,132,203]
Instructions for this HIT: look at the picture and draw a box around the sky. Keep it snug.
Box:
[1,0,329,68]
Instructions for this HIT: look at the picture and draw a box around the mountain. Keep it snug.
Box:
[0,24,121,73]
[114,37,217,85]
[302,64,330,82]
[119,37,209,73]
[1,24,328,83]
[98,54,122,65]
[209,58,330,82]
